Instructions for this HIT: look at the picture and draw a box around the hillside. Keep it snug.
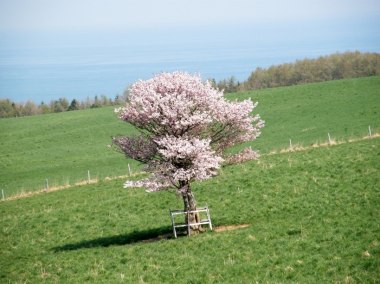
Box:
[0,137,378,282]
[0,107,140,196]
[1,76,380,197]
[229,76,380,152]
[0,76,379,282]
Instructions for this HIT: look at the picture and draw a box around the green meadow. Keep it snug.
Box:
[233,76,380,152]
[0,137,379,283]
[0,76,379,282]
[1,76,379,197]
[0,107,139,196]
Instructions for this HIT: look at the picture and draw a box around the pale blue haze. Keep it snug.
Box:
[0,0,379,103]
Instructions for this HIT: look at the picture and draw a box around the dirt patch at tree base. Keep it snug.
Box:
[214,224,250,232]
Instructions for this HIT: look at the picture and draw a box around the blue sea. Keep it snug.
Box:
[1,23,379,103]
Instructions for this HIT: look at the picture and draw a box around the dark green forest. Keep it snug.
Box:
[1,51,379,118]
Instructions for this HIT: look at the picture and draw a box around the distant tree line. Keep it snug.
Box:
[0,92,130,118]
[210,51,380,92]
[1,51,379,118]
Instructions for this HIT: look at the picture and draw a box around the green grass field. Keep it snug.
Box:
[0,137,379,283]
[229,76,380,152]
[0,77,380,283]
[0,107,140,196]
[1,76,379,197]
[0,77,379,282]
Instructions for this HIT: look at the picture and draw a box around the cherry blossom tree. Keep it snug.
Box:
[113,72,264,234]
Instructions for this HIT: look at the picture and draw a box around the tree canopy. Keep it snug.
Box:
[113,72,264,194]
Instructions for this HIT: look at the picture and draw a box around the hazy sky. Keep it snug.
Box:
[1,0,379,32]
[1,0,379,103]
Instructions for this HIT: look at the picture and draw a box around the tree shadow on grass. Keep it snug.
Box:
[52,226,177,252]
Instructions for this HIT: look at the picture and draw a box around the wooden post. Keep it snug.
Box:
[187,210,191,237]
[45,179,49,192]
[328,133,332,144]
[169,210,177,238]
[1,189,4,201]
[128,164,132,176]
[87,170,91,183]
[368,125,372,137]
[206,205,213,230]
[289,139,293,150]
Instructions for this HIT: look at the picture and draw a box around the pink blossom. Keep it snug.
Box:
[155,135,223,182]
[114,72,264,192]
[225,147,260,165]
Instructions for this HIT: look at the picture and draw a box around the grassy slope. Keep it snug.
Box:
[229,76,380,152]
[0,108,139,195]
[0,138,379,283]
[1,76,379,196]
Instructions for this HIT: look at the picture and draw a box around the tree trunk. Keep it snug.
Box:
[180,181,203,235]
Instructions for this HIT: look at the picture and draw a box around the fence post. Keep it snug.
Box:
[128,164,132,176]
[45,179,49,192]
[368,125,372,137]
[1,189,4,201]
[87,170,91,183]
[289,139,293,150]
[328,133,332,144]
